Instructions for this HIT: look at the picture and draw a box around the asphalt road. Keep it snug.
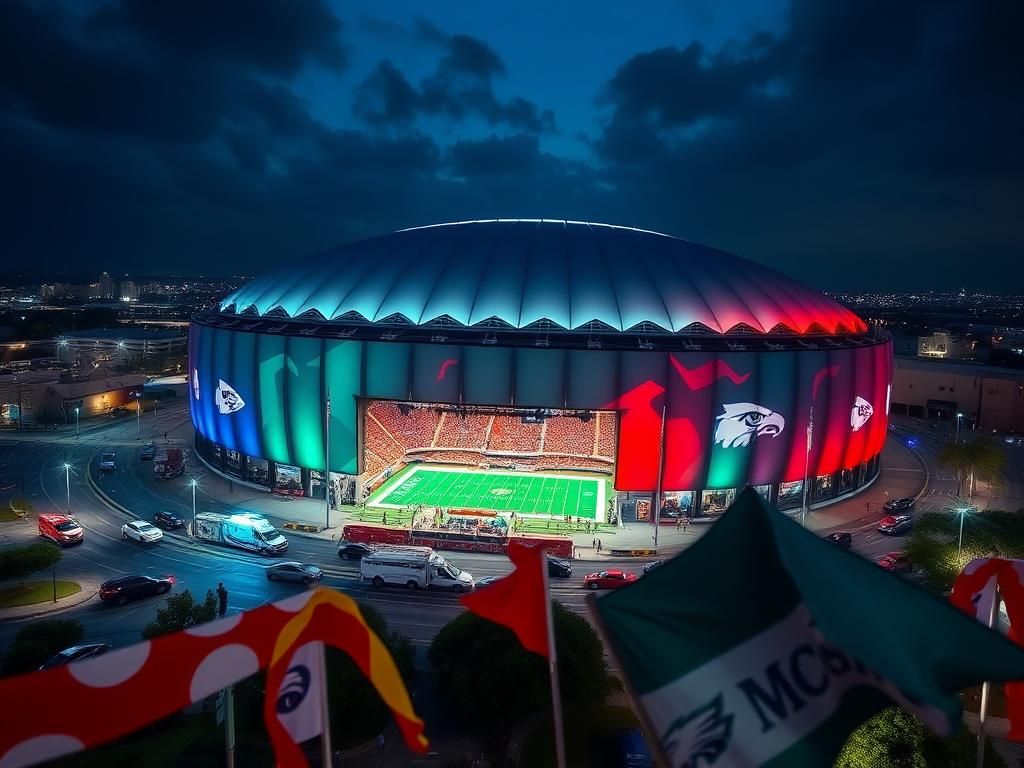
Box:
[3,407,1018,657]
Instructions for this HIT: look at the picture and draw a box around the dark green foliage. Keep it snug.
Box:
[1,619,84,676]
[428,601,616,749]
[0,542,62,586]
[835,707,1005,768]
[142,589,217,639]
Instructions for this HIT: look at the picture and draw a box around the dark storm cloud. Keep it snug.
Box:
[354,29,555,134]
[592,0,1024,287]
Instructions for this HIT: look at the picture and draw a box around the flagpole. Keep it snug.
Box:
[541,550,567,768]
[653,404,666,549]
[224,685,236,768]
[325,388,331,530]
[319,642,333,768]
[585,594,673,768]
[801,403,813,528]
[976,585,1001,768]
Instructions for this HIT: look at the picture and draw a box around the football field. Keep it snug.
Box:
[368,466,604,520]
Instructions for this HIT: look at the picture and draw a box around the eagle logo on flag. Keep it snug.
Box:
[713,403,786,448]
[215,379,245,414]
[663,693,733,768]
[850,396,873,432]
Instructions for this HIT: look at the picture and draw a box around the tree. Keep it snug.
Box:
[836,707,1005,768]
[143,590,217,639]
[1,619,84,676]
[938,438,1005,498]
[428,601,616,751]
[0,542,62,587]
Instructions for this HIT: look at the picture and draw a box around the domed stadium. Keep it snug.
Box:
[189,219,892,522]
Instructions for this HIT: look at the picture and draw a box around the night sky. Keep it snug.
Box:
[1,0,1021,289]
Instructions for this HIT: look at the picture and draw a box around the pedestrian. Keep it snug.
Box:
[382,508,388,526]
[216,582,228,617]
[597,538,602,553]
[592,536,597,549]
[683,516,690,534]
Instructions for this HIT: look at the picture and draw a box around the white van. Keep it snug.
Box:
[360,546,474,592]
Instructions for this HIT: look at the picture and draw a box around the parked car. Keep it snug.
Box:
[878,515,913,535]
[139,442,157,460]
[884,497,915,513]
[337,541,375,560]
[825,532,853,549]
[642,560,666,574]
[122,520,164,544]
[876,551,913,573]
[584,570,638,590]
[98,451,117,472]
[39,643,111,670]
[266,562,323,585]
[99,575,173,605]
[153,510,185,530]
[108,407,131,419]
[547,556,572,578]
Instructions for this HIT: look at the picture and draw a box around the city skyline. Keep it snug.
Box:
[1,1,1022,290]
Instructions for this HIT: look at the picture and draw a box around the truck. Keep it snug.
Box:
[360,546,474,592]
[153,447,185,479]
[193,512,288,555]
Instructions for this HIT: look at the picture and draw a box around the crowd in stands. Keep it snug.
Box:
[361,401,617,479]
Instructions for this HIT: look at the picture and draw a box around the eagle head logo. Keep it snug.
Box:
[850,396,873,432]
[215,379,245,415]
[714,403,785,448]
[663,693,734,768]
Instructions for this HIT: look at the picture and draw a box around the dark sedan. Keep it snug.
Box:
[153,510,185,530]
[884,497,915,513]
[878,515,913,536]
[40,643,111,670]
[547,556,573,578]
[825,532,853,549]
[99,575,173,605]
[337,541,375,560]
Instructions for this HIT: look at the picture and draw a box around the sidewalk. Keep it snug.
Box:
[0,577,101,622]
[184,434,928,563]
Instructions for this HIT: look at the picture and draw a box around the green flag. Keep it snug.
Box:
[592,488,1024,767]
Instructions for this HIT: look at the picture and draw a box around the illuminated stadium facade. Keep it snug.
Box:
[189,220,892,521]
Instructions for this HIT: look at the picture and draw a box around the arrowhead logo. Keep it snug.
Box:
[662,694,733,768]
[215,379,245,415]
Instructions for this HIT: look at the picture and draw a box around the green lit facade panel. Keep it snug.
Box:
[256,333,290,465]
[324,339,362,474]
[286,336,324,470]
[365,342,410,400]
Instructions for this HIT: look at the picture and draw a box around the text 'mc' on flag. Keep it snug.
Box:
[591,488,1024,768]
[460,538,549,658]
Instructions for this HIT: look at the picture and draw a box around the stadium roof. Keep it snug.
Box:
[218,220,867,336]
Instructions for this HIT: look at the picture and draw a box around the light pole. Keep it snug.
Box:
[131,390,142,440]
[956,505,972,562]
[75,406,80,439]
[190,478,198,535]
[955,412,964,443]
[63,463,71,513]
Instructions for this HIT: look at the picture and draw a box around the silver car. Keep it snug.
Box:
[122,520,163,543]
[266,562,323,585]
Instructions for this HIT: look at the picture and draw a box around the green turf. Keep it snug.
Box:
[369,466,602,520]
[0,580,81,608]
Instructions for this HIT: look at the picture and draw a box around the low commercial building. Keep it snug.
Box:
[891,357,1024,431]
[56,329,187,368]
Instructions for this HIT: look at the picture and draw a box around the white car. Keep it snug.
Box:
[121,520,163,544]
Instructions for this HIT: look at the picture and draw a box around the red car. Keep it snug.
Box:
[876,551,912,574]
[584,570,638,590]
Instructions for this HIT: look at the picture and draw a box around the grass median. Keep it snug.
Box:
[0,580,81,608]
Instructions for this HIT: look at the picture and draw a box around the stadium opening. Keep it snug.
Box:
[188,219,892,524]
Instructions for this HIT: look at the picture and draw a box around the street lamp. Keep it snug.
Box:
[75,406,80,439]
[955,412,964,443]
[62,462,72,513]
[955,504,973,562]
[130,390,142,440]
[189,478,198,535]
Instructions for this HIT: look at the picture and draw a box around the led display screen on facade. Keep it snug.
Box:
[189,321,892,493]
